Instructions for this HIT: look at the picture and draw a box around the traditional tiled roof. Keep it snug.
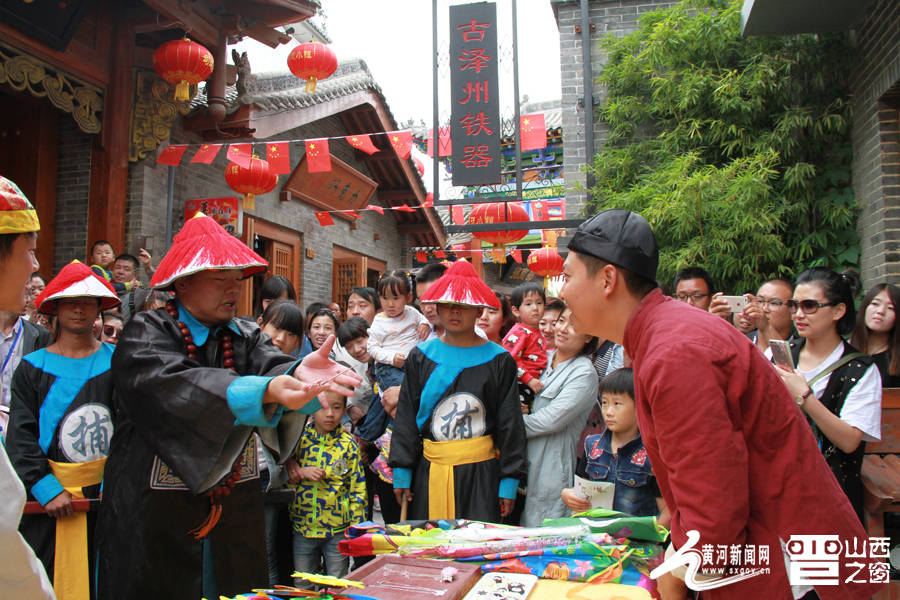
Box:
[192,59,380,115]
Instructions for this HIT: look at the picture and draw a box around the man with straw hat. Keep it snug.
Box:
[0,174,54,598]
[8,260,120,600]
[95,213,360,600]
[389,260,526,523]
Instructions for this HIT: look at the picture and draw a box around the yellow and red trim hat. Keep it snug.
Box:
[0,175,39,234]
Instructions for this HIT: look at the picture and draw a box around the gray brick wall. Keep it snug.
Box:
[851,0,900,286]
[127,114,410,306]
[53,119,92,274]
[552,0,674,220]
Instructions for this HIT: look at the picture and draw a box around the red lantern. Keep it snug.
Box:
[527,246,564,288]
[224,155,278,211]
[466,202,529,264]
[153,38,214,102]
[287,41,338,93]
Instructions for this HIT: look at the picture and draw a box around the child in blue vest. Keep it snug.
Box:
[561,368,668,523]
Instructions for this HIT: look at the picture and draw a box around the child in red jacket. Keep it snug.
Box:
[502,282,548,402]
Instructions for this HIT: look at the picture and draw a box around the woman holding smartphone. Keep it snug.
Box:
[775,267,881,524]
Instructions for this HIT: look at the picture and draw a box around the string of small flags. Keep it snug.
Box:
[155,113,549,172]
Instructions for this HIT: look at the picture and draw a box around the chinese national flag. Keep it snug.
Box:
[267,142,291,174]
[427,127,452,157]
[451,205,464,225]
[520,113,547,151]
[345,134,379,155]
[510,249,523,263]
[415,251,427,262]
[190,143,222,164]
[314,212,335,226]
[306,139,331,173]
[393,204,416,212]
[226,143,252,169]
[389,130,412,159]
[423,193,434,208]
[157,145,187,166]
[434,250,446,259]
[365,204,385,215]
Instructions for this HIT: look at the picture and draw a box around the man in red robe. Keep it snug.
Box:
[559,209,883,600]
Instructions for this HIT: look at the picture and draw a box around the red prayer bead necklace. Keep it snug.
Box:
[165,299,242,539]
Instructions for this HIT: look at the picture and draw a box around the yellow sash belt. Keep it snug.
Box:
[48,457,106,600]
[423,435,496,520]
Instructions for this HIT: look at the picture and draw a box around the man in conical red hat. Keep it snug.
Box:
[388,260,526,523]
[0,174,54,598]
[95,213,360,599]
[7,261,119,599]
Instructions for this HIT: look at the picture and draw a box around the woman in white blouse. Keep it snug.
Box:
[776,268,881,523]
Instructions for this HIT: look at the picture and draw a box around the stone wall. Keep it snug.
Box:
[551,0,673,221]
[126,113,409,306]
[851,0,900,286]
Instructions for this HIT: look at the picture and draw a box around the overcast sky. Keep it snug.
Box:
[233,0,562,125]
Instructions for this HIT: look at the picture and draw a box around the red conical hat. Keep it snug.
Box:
[151,212,267,290]
[419,260,500,309]
[36,261,119,315]
[0,174,39,234]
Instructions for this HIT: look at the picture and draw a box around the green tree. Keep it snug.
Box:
[587,0,858,293]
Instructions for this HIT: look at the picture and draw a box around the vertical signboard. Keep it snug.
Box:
[450,2,501,186]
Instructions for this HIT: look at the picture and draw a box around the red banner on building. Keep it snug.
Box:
[185,197,241,236]
[449,2,500,186]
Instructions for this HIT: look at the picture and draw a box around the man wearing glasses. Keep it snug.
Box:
[673,266,714,310]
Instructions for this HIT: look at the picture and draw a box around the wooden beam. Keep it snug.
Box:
[376,190,417,202]
[358,150,396,162]
[141,0,221,47]
[397,223,432,234]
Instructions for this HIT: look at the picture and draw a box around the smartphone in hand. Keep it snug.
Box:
[720,295,748,314]
[769,339,794,370]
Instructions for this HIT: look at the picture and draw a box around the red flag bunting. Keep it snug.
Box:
[226,144,252,169]
[520,113,547,151]
[190,143,222,164]
[393,204,416,212]
[415,251,427,262]
[427,127,452,157]
[338,210,362,219]
[451,206,464,225]
[423,193,434,208]
[266,142,291,174]
[306,139,331,173]
[345,134,379,155]
[434,250,446,259]
[314,212,335,226]
[511,249,523,263]
[365,204,385,215]
[157,145,188,166]
[388,130,412,159]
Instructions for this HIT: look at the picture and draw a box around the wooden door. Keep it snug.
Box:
[239,216,301,317]
[333,258,362,312]
[271,241,293,279]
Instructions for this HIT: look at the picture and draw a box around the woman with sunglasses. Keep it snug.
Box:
[851,283,900,387]
[775,267,881,524]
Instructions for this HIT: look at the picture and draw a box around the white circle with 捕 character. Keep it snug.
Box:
[58,403,114,462]
[430,392,486,441]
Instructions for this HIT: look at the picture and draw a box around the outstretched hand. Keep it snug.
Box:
[294,334,362,396]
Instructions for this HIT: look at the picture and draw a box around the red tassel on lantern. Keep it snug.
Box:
[224,155,278,211]
[287,41,338,93]
[466,202,530,264]
[153,38,214,102]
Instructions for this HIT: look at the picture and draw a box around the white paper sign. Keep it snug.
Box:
[574,475,615,510]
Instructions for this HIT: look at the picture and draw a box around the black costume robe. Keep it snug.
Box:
[94,307,307,599]
[7,343,116,582]
[388,338,526,522]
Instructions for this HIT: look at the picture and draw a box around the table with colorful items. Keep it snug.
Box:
[226,509,667,600]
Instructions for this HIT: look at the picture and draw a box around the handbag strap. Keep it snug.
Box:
[808,352,864,388]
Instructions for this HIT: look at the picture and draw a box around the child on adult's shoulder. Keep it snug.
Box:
[502,282,548,397]
[285,388,366,585]
[367,270,430,391]
[561,368,670,527]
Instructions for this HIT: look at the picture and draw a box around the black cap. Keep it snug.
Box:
[568,209,658,281]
